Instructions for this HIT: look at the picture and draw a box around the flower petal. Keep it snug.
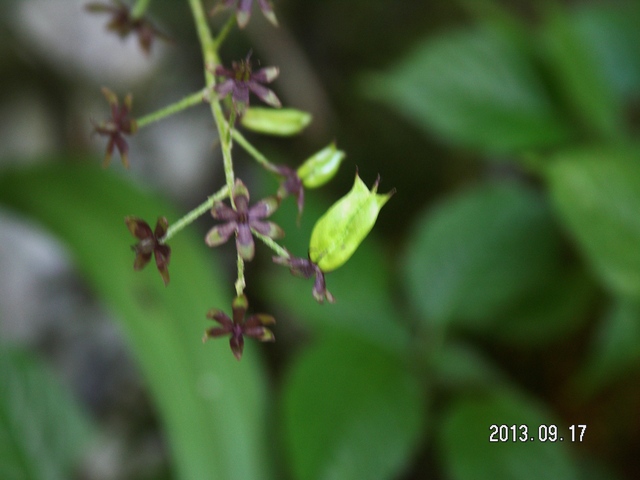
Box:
[214,79,235,99]
[206,308,233,328]
[205,222,237,247]
[211,202,237,221]
[251,221,284,239]
[154,245,171,286]
[125,216,153,239]
[248,82,281,108]
[134,251,152,271]
[252,66,279,84]
[154,217,169,238]
[229,334,244,360]
[257,0,278,26]
[248,196,279,218]
[203,326,231,339]
[236,224,255,260]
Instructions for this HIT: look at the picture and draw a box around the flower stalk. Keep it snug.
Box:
[136,90,207,128]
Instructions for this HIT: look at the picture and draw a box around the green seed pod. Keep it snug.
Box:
[309,173,394,272]
[297,143,345,189]
[240,107,312,136]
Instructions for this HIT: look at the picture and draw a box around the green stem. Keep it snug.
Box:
[212,15,237,51]
[251,229,290,259]
[231,129,279,172]
[160,185,229,243]
[188,0,236,209]
[136,90,206,128]
[131,0,151,19]
[235,253,245,296]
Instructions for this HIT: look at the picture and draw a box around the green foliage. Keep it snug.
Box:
[0,163,271,480]
[0,347,95,480]
[364,26,572,152]
[439,392,578,480]
[403,181,561,328]
[282,334,426,480]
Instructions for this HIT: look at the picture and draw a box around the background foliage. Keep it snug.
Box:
[1,0,640,479]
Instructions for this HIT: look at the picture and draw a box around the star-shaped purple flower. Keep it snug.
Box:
[220,0,278,28]
[92,87,137,168]
[125,216,171,286]
[203,294,275,360]
[214,53,281,115]
[205,179,284,261]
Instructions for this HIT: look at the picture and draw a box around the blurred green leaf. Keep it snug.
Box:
[440,391,578,480]
[432,342,506,391]
[542,5,622,140]
[0,347,95,480]
[546,146,640,300]
[264,184,409,353]
[404,181,561,328]
[571,4,640,100]
[488,267,596,346]
[0,163,272,480]
[364,26,571,152]
[576,300,640,396]
[282,333,426,480]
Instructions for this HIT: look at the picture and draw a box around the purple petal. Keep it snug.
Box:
[211,202,237,221]
[134,252,152,271]
[249,196,279,219]
[229,335,244,360]
[215,79,235,99]
[248,82,281,108]
[232,179,251,208]
[206,308,233,328]
[154,217,169,238]
[236,224,255,260]
[233,84,250,107]
[257,0,278,25]
[205,222,237,247]
[125,216,153,239]
[250,221,284,239]
[252,66,279,84]
[235,0,252,28]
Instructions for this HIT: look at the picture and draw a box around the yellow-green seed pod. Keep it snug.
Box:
[297,143,345,188]
[240,107,312,136]
[309,173,394,272]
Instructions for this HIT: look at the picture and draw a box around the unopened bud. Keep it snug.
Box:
[240,107,312,136]
[297,143,345,189]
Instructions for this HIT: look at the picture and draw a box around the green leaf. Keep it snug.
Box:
[0,163,271,480]
[440,391,578,480]
[282,334,426,480]
[432,342,507,391]
[546,147,640,300]
[541,5,623,140]
[576,300,640,396]
[571,4,640,100]
[488,267,596,346]
[404,181,561,327]
[0,347,95,480]
[364,26,571,152]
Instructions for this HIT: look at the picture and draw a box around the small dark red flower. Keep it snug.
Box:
[125,216,171,286]
[92,87,137,169]
[217,0,278,28]
[86,1,169,54]
[273,254,335,303]
[203,294,275,360]
[214,53,280,115]
[205,179,284,261]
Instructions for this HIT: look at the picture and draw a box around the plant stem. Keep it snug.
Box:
[231,128,279,172]
[136,90,206,128]
[188,0,237,209]
[160,185,229,243]
[131,0,151,19]
[235,253,245,296]
[251,229,290,259]
[212,15,237,51]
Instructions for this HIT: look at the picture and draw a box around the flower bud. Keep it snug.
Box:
[297,143,345,189]
[309,173,394,272]
[240,107,312,136]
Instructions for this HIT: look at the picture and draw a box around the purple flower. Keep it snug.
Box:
[273,254,335,303]
[203,294,275,360]
[214,53,281,115]
[205,179,284,260]
[86,1,169,54]
[273,165,305,219]
[125,216,171,286]
[219,0,278,28]
[92,87,137,168]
